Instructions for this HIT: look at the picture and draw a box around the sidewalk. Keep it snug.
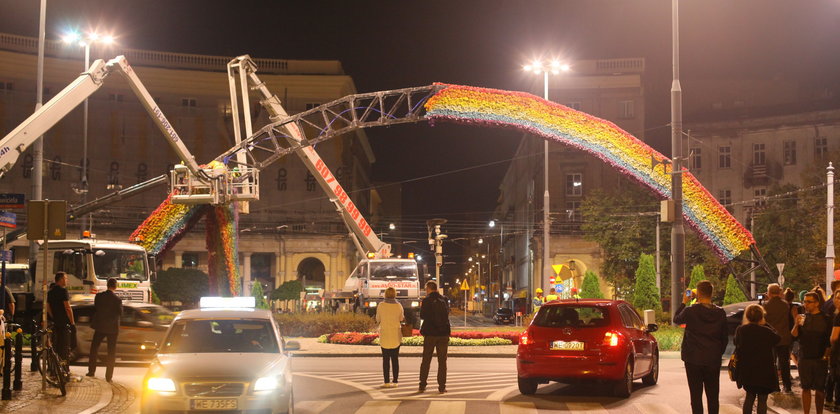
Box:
[0,359,134,414]
[288,336,684,359]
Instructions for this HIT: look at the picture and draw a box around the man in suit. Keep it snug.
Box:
[86,278,122,382]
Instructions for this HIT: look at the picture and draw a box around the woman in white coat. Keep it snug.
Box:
[376,287,404,388]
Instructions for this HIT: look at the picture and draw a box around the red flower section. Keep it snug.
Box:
[325,330,521,345]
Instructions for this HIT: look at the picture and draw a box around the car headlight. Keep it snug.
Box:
[254,375,282,392]
[369,301,377,307]
[147,377,176,392]
[411,301,419,307]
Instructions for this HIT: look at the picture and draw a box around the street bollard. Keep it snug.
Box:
[14,328,22,391]
[29,320,38,372]
[2,336,11,400]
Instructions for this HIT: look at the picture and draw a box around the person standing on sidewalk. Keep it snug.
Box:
[763,283,793,393]
[376,287,404,388]
[735,304,780,414]
[46,272,75,361]
[826,291,840,412]
[418,281,450,394]
[673,280,728,414]
[86,277,122,382]
[793,291,833,414]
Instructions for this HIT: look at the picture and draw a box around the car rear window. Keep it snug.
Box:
[533,305,610,328]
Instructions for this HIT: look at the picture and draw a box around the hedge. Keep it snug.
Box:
[275,312,376,337]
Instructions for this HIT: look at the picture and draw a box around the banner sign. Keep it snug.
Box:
[0,193,24,209]
[0,211,15,228]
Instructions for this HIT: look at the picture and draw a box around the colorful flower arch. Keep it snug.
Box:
[424,83,754,262]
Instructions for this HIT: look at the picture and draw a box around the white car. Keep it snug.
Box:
[141,297,299,414]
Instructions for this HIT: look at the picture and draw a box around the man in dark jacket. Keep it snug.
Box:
[674,280,728,414]
[793,291,832,414]
[46,272,75,361]
[418,281,450,393]
[763,283,793,393]
[86,278,123,382]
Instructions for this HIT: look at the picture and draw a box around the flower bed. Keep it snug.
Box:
[317,330,517,346]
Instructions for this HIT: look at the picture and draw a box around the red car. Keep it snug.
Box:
[516,299,659,398]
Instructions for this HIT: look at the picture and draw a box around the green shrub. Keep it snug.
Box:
[724,274,749,305]
[251,282,269,310]
[633,254,662,312]
[580,270,604,299]
[651,325,684,351]
[153,268,210,307]
[275,312,376,337]
[688,265,706,290]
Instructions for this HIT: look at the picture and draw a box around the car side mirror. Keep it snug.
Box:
[645,323,659,333]
[285,340,300,352]
[136,320,154,328]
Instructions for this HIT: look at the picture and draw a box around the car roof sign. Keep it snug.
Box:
[199,296,256,309]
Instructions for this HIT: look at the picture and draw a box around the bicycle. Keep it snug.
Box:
[33,323,70,396]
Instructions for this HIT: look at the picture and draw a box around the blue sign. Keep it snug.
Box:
[0,250,10,262]
[0,193,24,209]
[0,211,15,229]
[556,284,565,293]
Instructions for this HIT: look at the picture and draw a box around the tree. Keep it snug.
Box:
[723,274,749,305]
[580,270,604,299]
[688,265,706,290]
[152,268,210,307]
[633,254,662,312]
[251,281,269,309]
[271,280,304,309]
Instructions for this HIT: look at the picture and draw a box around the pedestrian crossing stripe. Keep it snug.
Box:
[294,400,747,414]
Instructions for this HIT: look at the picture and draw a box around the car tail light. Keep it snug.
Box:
[603,331,621,347]
[520,332,530,346]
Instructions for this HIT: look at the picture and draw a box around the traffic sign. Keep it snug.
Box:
[0,211,15,229]
[0,250,11,262]
[551,264,565,275]
[0,193,24,209]
[556,284,565,293]
[460,279,470,290]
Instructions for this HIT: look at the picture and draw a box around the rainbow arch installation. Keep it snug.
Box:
[424,83,754,262]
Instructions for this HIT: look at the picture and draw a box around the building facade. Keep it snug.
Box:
[0,32,384,297]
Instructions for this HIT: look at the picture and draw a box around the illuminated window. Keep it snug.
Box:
[565,173,583,197]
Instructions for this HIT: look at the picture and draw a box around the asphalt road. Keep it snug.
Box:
[69,356,756,414]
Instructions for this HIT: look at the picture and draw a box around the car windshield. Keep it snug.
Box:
[369,262,418,280]
[93,249,147,281]
[161,319,279,353]
[533,305,610,328]
[497,308,513,315]
[7,269,29,285]
[136,306,175,326]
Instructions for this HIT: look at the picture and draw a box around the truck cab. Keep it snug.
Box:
[33,237,153,303]
[345,258,422,314]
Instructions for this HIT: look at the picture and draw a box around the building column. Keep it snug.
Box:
[174,251,183,268]
[243,252,252,296]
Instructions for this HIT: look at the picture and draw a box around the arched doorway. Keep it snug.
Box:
[297,257,325,289]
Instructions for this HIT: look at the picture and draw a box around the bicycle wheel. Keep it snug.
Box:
[49,350,66,396]
[38,348,60,388]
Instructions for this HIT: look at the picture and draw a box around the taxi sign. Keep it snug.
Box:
[460,279,470,290]
[200,296,256,308]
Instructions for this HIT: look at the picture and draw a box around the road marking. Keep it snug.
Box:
[500,401,538,414]
[486,384,520,401]
[426,400,466,413]
[634,403,679,413]
[566,402,610,413]
[294,373,388,400]
[295,400,334,414]
[355,400,400,414]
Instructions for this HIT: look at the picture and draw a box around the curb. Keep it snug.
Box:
[291,352,516,358]
[77,377,113,414]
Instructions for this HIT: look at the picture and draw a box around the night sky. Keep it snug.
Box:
[2,0,840,256]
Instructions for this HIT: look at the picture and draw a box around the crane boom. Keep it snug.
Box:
[224,55,390,258]
[0,56,205,179]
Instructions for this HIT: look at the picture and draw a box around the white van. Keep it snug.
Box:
[3,263,31,294]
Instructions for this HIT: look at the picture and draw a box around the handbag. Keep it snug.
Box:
[401,323,413,337]
[727,352,738,382]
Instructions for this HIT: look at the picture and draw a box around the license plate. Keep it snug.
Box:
[550,340,584,351]
[190,399,238,410]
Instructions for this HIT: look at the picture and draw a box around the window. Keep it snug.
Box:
[182,252,199,268]
[0,81,12,93]
[718,146,731,169]
[689,147,702,170]
[566,102,582,111]
[783,140,797,165]
[565,173,583,197]
[108,93,124,103]
[754,188,767,209]
[565,200,581,221]
[181,98,197,108]
[752,143,765,166]
[618,100,634,119]
[533,305,610,328]
[619,305,644,330]
[160,319,279,354]
[53,250,85,281]
[305,103,321,110]
[816,137,828,159]
[718,189,732,207]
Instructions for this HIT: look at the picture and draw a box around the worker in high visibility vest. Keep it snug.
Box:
[545,288,559,302]
[532,288,545,312]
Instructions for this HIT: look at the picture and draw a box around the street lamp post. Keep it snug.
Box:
[827,163,835,294]
[670,0,686,321]
[62,31,115,234]
[524,60,570,295]
[489,219,505,306]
